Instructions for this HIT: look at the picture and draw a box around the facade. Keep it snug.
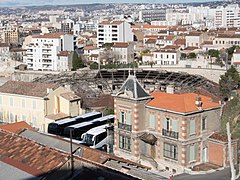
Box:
[152,50,181,65]
[185,32,206,48]
[215,4,240,28]
[113,75,222,173]
[23,32,74,71]
[57,51,73,71]
[213,34,240,50]
[112,42,134,64]
[0,81,82,132]
[139,9,166,22]
[2,27,19,44]
[97,21,133,47]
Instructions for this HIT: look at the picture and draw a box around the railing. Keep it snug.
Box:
[118,122,132,131]
[162,129,178,139]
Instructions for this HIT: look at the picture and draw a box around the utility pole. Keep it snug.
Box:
[227,122,236,180]
[70,128,74,175]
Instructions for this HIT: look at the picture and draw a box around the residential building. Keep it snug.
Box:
[2,27,19,44]
[57,51,73,71]
[152,49,181,65]
[215,4,240,28]
[113,75,223,173]
[23,32,74,71]
[232,48,240,69]
[139,9,166,22]
[213,33,240,49]
[0,81,82,132]
[112,42,134,64]
[97,20,133,47]
[185,32,207,48]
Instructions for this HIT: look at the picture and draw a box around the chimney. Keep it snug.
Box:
[195,96,203,110]
[166,85,174,94]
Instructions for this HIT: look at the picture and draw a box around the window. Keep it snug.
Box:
[9,113,15,123]
[126,112,131,125]
[166,118,170,130]
[149,114,155,128]
[189,144,196,162]
[9,97,13,106]
[22,99,25,108]
[95,131,107,145]
[32,116,37,127]
[22,115,26,121]
[172,55,175,59]
[0,112,3,122]
[164,143,178,161]
[119,135,131,151]
[202,116,207,130]
[190,119,196,135]
[120,111,125,123]
[32,100,36,109]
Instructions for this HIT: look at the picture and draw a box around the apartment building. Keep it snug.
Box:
[185,32,207,48]
[0,81,82,132]
[215,4,240,27]
[113,75,223,172]
[213,33,240,49]
[97,21,133,47]
[139,9,166,22]
[23,32,74,71]
[2,27,19,44]
[112,42,134,64]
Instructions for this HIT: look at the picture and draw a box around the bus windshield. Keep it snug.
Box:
[83,134,94,146]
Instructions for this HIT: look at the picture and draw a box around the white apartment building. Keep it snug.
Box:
[112,42,134,64]
[97,21,133,47]
[139,9,166,22]
[215,4,240,27]
[152,49,181,65]
[23,32,74,71]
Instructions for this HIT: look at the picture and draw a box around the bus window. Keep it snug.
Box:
[83,134,94,146]
[95,131,107,145]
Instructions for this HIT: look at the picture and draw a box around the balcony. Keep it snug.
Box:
[162,129,178,139]
[118,122,132,131]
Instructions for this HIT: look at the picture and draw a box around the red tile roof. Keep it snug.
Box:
[147,92,221,113]
[0,121,35,134]
[209,132,236,142]
[0,81,60,97]
[112,42,130,48]
[33,32,64,39]
[0,129,68,176]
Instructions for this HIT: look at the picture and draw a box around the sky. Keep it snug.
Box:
[0,0,222,7]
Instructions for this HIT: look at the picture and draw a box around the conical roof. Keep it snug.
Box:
[115,74,152,101]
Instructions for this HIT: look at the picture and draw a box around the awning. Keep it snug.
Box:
[139,133,157,145]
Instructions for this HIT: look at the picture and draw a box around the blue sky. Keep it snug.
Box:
[0,0,221,6]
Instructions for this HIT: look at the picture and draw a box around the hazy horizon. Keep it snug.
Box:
[0,0,223,7]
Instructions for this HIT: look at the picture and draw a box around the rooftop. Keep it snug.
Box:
[112,42,130,48]
[0,80,60,97]
[33,32,65,39]
[60,92,81,101]
[147,92,221,114]
[0,121,35,134]
[0,129,68,177]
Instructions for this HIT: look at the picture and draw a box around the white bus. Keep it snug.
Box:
[80,124,111,150]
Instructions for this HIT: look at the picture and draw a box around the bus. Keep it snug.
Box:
[80,124,112,150]
[63,114,114,140]
[47,112,102,135]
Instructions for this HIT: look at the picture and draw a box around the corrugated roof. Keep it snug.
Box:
[147,92,221,114]
[0,81,60,97]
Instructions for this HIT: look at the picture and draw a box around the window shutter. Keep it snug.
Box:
[190,119,196,135]
[126,112,131,125]
[149,114,155,128]
[172,120,178,132]
[189,145,195,161]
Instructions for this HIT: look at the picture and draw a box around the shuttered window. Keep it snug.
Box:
[172,120,178,132]
[149,114,155,128]
[190,119,196,135]
[126,112,131,125]
[189,145,196,162]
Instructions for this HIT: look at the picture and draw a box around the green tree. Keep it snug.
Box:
[180,53,187,59]
[90,62,99,70]
[219,66,240,98]
[227,46,238,61]
[188,52,196,59]
[72,51,84,71]
[208,49,219,58]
